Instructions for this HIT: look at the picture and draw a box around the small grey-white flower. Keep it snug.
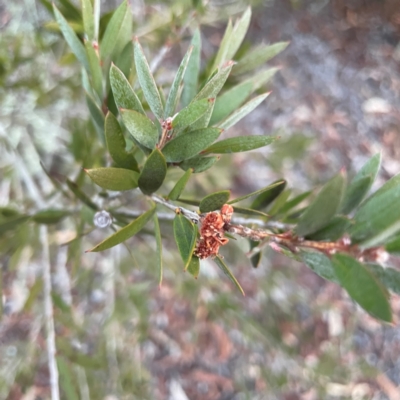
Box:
[94,210,112,228]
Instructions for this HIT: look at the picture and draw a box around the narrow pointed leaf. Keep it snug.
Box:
[249,240,262,268]
[85,167,139,191]
[268,189,291,216]
[0,216,31,236]
[301,251,339,284]
[340,153,381,214]
[210,81,253,125]
[85,40,103,100]
[110,64,144,114]
[32,209,70,224]
[172,98,213,132]
[153,214,163,287]
[179,155,219,173]
[182,29,201,107]
[226,7,252,61]
[211,18,233,72]
[368,264,400,296]
[218,93,270,130]
[53,4,89,71]
[66,179,98,210]
[194,61,234,101]
[101,0,131,60]
[203,135,276,155]
[214,255,245,296]
[386,235,400,254]
[185,98,215,131]
[57,356,79,400]
[81,0,94,40]
[115,41,133,79]
[88,206,155,252]
[350,178,400,247]
[307,216,352,241]
[173,214,197,268]
[231,206,269,218]
[121,109,159,149]
[250,180,287,210]
[134,39,164,119]
[168,169,193,201]
[229,180,285,205]
[332,254,392,322]
[165,46,193,118]
[233,42,289,75]
[105,112,138,171]
[279,191,312,215]
[199,190,230,213]
[86,93,104,134]
[186,255,200,278]
[138,149,167,195]
[296,172,346,237]
[162,128,221,162]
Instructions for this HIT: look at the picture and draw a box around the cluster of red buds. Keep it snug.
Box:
[194,204,234,259]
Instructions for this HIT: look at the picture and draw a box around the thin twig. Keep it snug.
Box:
[40,225,60,400]
[151,194,200,223]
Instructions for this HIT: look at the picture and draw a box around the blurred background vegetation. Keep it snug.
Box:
[2,0,400,399]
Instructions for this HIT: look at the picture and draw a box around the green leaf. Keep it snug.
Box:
[367,264,400,296]
[233,42,289,75]
[162,128,221,162]
[214,255,245,296]
[296,172,346,237]
[340,153,381,214]
[85,167,139,191]
[301,251,339,284]
[153,213,163,287]
[173,214,197,269]
[32,209,70,224]
[84,40,103,100]
[179,155,219,173]
[202,135,276,154]
[138,149,167,195]
[199,190,230,213]
[81,0,95,40]
[115,41,133,79]
[88,206,155,252]
[53,4,89,71]
[66,179,98,210]
[229,180,285,204]
[105,112,139,171]
[0,215,30,236]
[210,81,253,125]
[86,92,104,134]
[186,255,200,278]
[100,0,132,60]
[194,61,233,101]
[386,235,400,254]
[332,254,392,322]
[249,240,262,268]
[349,178,400,247]
[110,64,144,114]
[182,29,201,107]
[268,189,291,216]
[211,18,233,72]
[230,206,269,218]
[57,356,79,400]
[134,39,164,120]
[307,216,352,241]
[250,179,287,210]
[218,93,270,130]
[172,98,213,132]
[164,46,193,118]
[120,109,159,149]
[225,7,251,62]
[168,169,193,201]
[279,191,312,215]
